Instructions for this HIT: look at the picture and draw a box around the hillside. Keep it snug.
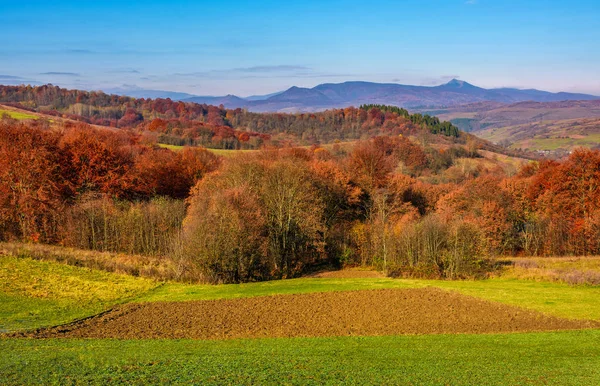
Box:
[3,85,597,157]
[417,100,600,154]
[424,100,600,132]
[477,117,600,154]
[0,85,469,150]
[0,85,539,166]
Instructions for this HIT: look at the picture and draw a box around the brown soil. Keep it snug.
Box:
[12,288,599,340]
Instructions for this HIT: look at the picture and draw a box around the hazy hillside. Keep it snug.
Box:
[477,117,600,154]
[418,100,600,154]
[425,100,600,132]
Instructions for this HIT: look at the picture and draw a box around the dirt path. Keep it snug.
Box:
[12,288,599,340]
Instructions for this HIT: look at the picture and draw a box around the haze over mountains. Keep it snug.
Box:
[107,79,599,112]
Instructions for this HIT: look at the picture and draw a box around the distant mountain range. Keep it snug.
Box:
[106,79,599,112]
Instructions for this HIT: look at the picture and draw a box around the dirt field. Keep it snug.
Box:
[12,288,598,340]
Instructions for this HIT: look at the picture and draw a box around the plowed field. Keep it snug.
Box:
[13,288,598,340]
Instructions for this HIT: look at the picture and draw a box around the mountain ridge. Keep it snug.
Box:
[101,79,599,112]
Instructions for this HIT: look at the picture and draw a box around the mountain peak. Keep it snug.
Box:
[444,79,471,88]
[268,86,332,104]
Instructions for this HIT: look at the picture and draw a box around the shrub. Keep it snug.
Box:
[387,216,491,279]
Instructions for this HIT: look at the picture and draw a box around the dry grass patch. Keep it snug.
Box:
[0,242,183,281]
[500,256,600,286]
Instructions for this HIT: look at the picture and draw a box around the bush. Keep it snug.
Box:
[387,216,491,279]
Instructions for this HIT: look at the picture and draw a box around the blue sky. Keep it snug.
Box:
[1,0,599,96]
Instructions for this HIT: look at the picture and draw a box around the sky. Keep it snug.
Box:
[1,0,600,96]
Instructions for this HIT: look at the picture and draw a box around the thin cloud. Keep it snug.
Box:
[40,72,80,76]
[234,65,311,73]
[0,74,25,80]
[64,49,94,54]
[0,74,42,85]
[175,65,312,78]
[465,0,477,4]
[107,68,141,74]
[240,72,359,79]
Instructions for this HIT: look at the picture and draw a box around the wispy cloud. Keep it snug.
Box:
[64,49,94,54]
[234,65,310,73]
[465,0,477,4]
[240,72,359,80]
[0,74,42,85]
[171,66,360,81]
[175,65,312,78]
[107,68,141,74]
[40,72,80,76]
[0,74,25,80]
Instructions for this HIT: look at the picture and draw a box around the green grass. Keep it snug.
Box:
[157,143,257,156]
[157,143,185,151]
[0,108,37,120]
[3,331,600,385]
[139,277,418,302]
[0,256,158,332]
[525,134,600,151]
[421,278,600,321]
[3,255,600,333]
[208,148,257,156]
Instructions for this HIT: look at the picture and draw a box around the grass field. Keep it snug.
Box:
[3,254,600,384]
[0,108,38,120]
[3,331,600,385]
[157,140,359,156]
[0,256,157,332]
[157,143,258,156]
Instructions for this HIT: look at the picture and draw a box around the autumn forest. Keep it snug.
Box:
[1,85,599,284]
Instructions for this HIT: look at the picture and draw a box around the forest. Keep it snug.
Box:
[2,103,600,283]
[1,85,466,149]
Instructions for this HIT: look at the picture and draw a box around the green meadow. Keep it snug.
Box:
[2,254,600,385]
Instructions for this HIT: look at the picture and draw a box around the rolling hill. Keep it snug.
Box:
[476,117,600,154]
[421,100,600,132]
[420,100,600,154]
